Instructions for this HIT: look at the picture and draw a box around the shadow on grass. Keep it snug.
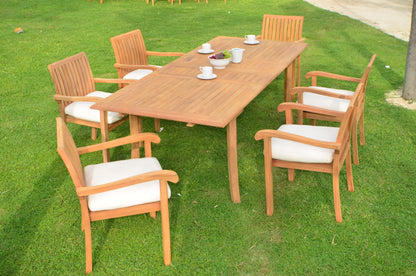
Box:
[0,157,66,273]
[0,150,121,273]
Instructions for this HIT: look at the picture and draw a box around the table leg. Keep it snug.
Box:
[129,114,143,158]
[99,110,110,162]
[227,117,241,203]
[284,59,296,102]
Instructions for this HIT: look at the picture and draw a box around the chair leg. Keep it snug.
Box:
[264,140,274,216]
[84,222,93,274]
[352,124,359,166]
[160,181,171,265]
[99,111,110,162]
[296,55,301,87]
[288,169,295,181]
[359,110,365,145]
[297,110,304,125]
[154,119,161,132]
[91,127,97,140]
[332,172,342,223]
[265,163,274,216]
[310,119,316,126]
[149,211,156,218]
[346,146,354,192]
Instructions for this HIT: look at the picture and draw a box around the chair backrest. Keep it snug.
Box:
[56,117,85,189]
[111,29,148,66]
[48,52,96,108]
[360,54,377,93]
[335,106,354,152]
[261,15,304,42]
[336,82,364,146]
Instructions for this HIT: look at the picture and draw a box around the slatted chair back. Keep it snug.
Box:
[111,29,148,70]
[56,117,85,189]
[261,15,304,42]
[48,52,95,109]
[357,54,377,110]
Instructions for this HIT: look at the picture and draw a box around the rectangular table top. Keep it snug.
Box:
[92,36,307,128]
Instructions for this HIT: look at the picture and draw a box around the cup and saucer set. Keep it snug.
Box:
[198,43,215,54]
[244,34,260,45]
[197,66,217,80]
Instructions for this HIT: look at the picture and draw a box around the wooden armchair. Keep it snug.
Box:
[254,86,361,222]
[110,29,184,86]
[110,29,185,131]
[48,52,134,161]
[294,54,376,165]
[258,15,305,87]
[56,117,179,274]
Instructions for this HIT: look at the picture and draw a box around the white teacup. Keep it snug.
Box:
[200,66,213,77]
[201,43,211,52]
[230,48,245,63]
[245,34,256,43]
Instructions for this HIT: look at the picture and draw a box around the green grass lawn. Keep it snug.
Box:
[1,0,415,274]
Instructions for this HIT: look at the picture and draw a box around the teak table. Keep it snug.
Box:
[92,36,307,203]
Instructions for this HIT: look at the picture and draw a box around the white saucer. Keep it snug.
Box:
[244,40,260,45]
[198,49,215,54]
[197,73,217,80]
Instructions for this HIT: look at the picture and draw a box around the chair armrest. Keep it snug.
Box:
[114,63,160,71]
[93,78,135,84]
[53,95,103,103]
[146,51,185,57]
[255,129,340,150]
[305,71,361,86]
[76,170,179,196]
[291,87,354,100]
[77,133,161,155]
[277,102,345,118]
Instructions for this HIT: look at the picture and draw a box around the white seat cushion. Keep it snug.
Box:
[84,157,171,212]
[303,86,355,112]
[271,124,339,163]
[123,65,162,80]
[65,91,124,124]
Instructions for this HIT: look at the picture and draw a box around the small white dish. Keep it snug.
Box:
[197,73,217,80]
[244,40,260,45]
[198,49,215,54]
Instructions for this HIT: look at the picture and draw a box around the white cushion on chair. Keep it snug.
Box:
[271,124,339,163]
[85,157,171,212]
[303,86,354,112]
[123,65,162,80]
[65,91,124,124]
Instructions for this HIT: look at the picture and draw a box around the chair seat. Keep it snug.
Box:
[84,157,171,212]
[65,91,124,124]
[303,86,355,112]
[271,124,339,163]
[123,65,162,80]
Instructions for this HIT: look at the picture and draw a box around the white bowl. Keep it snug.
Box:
[208,57,231,69]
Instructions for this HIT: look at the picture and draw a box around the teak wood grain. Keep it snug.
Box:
[92,36,307,202]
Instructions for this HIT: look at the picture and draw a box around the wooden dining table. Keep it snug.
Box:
[92,36,307,203]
